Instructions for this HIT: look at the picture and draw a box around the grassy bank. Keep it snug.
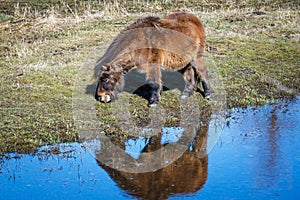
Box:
[1,1,299,153]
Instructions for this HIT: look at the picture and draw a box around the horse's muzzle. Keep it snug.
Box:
[96,92,111,103]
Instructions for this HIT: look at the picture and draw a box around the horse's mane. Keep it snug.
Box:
[126,16,160,29]
[93,16,160,78]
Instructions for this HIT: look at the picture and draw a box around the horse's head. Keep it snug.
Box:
[95,64,125,103]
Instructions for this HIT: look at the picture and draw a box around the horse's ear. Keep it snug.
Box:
[101,64,110,71]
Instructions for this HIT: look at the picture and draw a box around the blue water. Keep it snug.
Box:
[1,98,299,200]
[196,98,300,200]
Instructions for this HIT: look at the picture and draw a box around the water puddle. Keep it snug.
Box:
[1,97,299,199]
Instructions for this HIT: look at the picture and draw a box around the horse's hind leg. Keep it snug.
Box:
[179,62,197,99]
[194,56,211,99]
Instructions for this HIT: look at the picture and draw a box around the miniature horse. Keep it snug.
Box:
[94,11,210,107]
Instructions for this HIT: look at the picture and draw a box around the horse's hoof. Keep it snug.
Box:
[180,94,189,100]
[148,102,158,108]
[205,94,211,100]
[149,93,160,107]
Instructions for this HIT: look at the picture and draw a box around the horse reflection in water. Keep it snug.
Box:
[95,124,208,199]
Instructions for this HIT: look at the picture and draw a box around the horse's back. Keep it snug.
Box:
[94,12,205,77]
[126,11,205,42]
[124,12,206,70]
[163,11,203,27]
[161,12,205,48]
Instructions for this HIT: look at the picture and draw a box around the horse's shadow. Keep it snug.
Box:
[86,68,205,101]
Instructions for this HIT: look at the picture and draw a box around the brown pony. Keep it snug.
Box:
[94,11,210,106]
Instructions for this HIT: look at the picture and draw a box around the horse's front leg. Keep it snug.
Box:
[145,64,162,107]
